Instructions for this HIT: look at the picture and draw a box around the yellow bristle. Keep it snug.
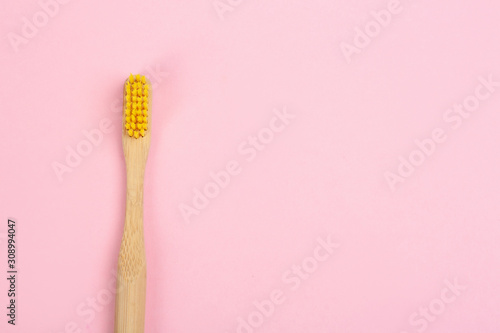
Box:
[124,74,149,139]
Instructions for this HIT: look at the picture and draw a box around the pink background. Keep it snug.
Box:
[1,0,500,332]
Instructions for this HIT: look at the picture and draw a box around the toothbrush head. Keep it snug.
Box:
[124,74,150,139]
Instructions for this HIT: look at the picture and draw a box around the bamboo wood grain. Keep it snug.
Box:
[114,78,152,333]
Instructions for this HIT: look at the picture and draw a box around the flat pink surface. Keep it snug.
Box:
[1,0,500,332]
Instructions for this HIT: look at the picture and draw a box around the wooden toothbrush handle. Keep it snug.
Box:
[115,262,146,333]
[115,179,147,333]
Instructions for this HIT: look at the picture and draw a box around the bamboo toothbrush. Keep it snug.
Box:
[115,74,151,333]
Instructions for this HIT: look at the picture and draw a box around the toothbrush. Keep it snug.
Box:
[115,74,151,333]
